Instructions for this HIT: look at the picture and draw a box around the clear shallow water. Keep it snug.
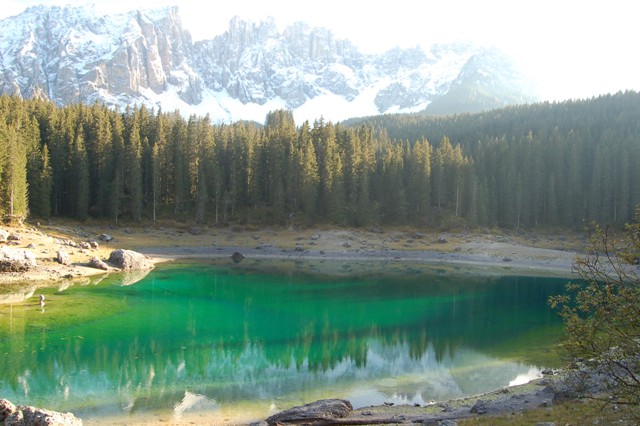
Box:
[0,261,567,424]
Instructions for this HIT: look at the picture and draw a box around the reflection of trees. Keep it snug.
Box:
[0,264,567,410]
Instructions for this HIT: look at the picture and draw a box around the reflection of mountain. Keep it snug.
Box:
[0,331,541,418]
[0,264,566,420]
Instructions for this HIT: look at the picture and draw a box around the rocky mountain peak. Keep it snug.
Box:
[0,5,537,122]
[226,16,279,47]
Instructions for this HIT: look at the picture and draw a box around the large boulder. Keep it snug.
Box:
[88,256,109,271]
[0,399,82,425]
[108,249,155,270]
[0,247,37,272]
[56,249,71,266]
[266,399,353,425]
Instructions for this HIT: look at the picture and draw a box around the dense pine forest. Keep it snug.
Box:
[0,91,638,229]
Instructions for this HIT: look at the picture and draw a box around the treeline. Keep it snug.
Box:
[0,92,639,228]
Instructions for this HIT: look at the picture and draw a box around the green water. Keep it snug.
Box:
[0,261,568,423]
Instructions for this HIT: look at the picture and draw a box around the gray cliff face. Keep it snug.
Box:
[0,5,200,107]
[0,6,536,120]
[192,18,365,107]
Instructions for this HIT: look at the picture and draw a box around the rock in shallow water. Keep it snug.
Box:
[231,252,245,263]
[0,398,82,426]
[108,249,154,270]
[266,399,352,424]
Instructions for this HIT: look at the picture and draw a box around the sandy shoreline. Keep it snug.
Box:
[0,223,582,290]
[139,242,577,278]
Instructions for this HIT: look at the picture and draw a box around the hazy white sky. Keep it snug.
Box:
[2,0,639,101]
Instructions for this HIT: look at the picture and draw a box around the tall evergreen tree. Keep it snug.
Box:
[70,131,90,220]
[0,124,28,218]
[125,118,143,221]
[27,142,52,219]
[109,113,125,223]
[297,121,319,220]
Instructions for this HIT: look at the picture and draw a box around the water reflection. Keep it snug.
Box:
[0,334,545,419]
[0,262,567,422]
[173,391,219,422]
[0,286,37,304]
[119,268,153,286]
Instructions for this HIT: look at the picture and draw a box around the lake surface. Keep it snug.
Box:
[0,260,568,424]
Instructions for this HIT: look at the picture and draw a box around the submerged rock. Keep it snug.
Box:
[470,399,488,414]
[108,249,155,270]
[0,398,82,425]
[266,399,352,424]
[1,398,15,421]
[231,252,245,263]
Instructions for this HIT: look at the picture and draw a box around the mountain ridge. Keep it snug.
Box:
[0,5,537,122]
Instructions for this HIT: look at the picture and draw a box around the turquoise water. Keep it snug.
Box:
[0,261,568,423]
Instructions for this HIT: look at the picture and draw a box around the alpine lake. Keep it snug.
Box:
[0,258,571,424]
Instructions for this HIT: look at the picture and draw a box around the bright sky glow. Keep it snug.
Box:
[1,0,639,102]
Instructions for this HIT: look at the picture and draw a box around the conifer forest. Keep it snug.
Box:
[0,91,638,229]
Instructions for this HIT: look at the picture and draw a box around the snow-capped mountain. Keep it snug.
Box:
[0,5,536,123]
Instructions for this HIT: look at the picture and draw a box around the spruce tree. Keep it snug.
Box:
[2,125,28,219]
[27,142,52,220]
[297,121,319,220]
[71,132,90,220]
[125,119,143,221]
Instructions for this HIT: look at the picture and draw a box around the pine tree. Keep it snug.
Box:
[70,131,90,220]
[151,142,160,222]
[312,119,344,222]
[264,110,297,224]
[22,116,48,219]
[297,121,319,220]
[408,138,432,222]
[194,115,214,224]
[125,118,143,221]
[171,118,188,219]
[109,113,125,223]
[27,142,52,220]
[0,123,28,218]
